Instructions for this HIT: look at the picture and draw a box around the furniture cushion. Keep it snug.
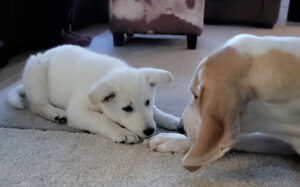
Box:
[204,0,281,27]
[109,0,204,35]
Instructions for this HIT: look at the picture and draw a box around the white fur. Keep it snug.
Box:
[225,34,300,58]
[7,45,179,144]
[239,99,300,153]
[144,133,191,153]
[7,84,25,109]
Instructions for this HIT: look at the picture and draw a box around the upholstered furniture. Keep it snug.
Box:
[0,41,7,68]
[288,0,300,22]
[204,0,281,28]
[0,0,107,68]
[0,0,65,68]
[109,0,205,49]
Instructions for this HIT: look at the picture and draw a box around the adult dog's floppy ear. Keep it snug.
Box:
[88,79,116,104]
[140,68,173,87]
[183,86,239,171]
[183,112,225,171]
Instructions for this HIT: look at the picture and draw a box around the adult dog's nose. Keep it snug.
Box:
[177,119,186,135]
[143,127,155,136]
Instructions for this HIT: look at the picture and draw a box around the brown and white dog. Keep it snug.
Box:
[145,34,300,171]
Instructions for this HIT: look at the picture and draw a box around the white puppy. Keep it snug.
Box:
[7,45,179,144]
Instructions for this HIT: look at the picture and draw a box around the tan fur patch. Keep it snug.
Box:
[248,49,300,103]
[184,46,300,168]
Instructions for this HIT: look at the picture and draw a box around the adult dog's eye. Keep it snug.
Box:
[145,99,150,106]
[122,105,133,112]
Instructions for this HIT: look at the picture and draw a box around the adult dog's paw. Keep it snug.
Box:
[113,129,141,144]
[144,133,190,153]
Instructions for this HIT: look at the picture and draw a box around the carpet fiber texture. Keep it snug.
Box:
[1,24,300,186]
[0,128,299,187]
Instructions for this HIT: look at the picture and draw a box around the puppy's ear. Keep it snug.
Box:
[183,86,239,171]
[88,79,116,104]
[140,68,173,87]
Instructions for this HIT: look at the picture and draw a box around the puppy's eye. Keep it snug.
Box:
[122,105,133,112]
[145,99,150,106]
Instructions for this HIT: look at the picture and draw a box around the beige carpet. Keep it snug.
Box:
[1,24,300,186]
[0,128,299,187]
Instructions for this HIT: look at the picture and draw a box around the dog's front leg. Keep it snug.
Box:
[144,133,192,153]
[153,106,180,131]
[67,98,140,144]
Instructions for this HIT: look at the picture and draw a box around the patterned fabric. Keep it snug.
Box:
[109,0,204,35]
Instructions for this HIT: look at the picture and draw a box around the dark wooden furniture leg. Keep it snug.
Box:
[126,33,134,37]
[255,23,274,29]
[113,33,124,46]
[187,35,197,49]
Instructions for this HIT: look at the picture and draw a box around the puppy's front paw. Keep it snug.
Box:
[52,108,67,124]
[54,116,67,124]
[114,129,141,144]
[144,133,189,153]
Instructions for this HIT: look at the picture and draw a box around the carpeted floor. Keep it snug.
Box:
[1,24,300,186]
[0,128,299,187]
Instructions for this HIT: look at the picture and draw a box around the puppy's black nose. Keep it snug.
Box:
[143,127,155,136]
[177,119,186,135]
